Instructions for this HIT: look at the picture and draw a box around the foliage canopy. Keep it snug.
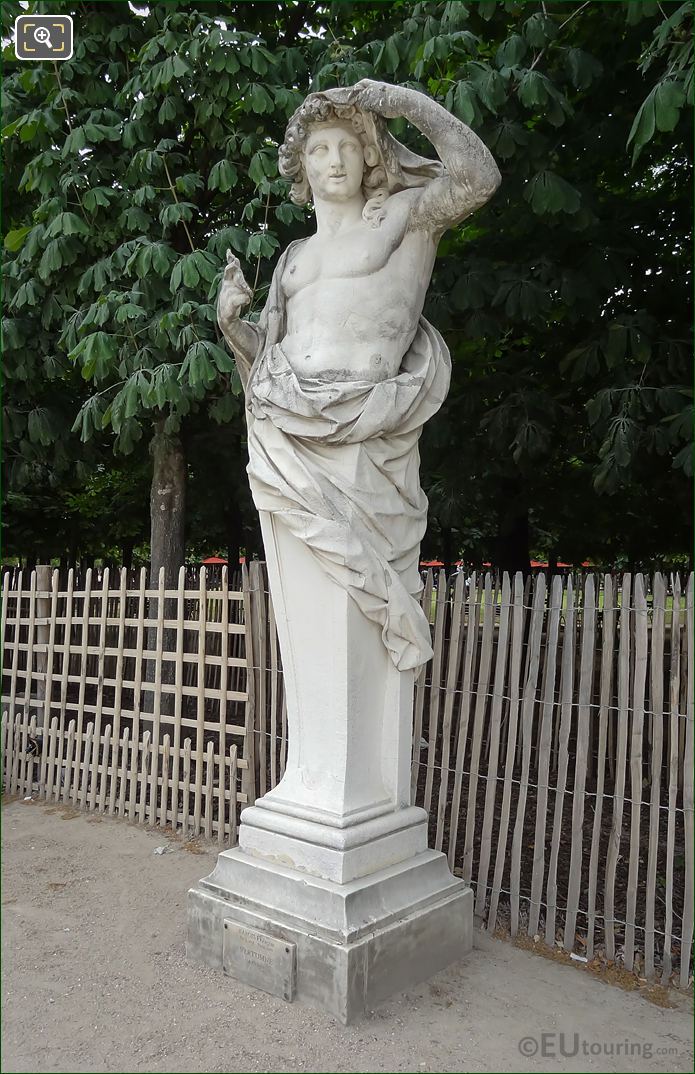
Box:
[2,0,692,570]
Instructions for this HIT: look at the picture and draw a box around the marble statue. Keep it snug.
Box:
[218,79,500,670]
[188,79,501,1022]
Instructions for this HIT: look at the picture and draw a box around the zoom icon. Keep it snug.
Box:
[15,15,73,61]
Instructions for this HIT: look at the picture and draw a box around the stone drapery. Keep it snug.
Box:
[244,242,451,672]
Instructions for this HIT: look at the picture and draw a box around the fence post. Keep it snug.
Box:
[241,562,257,808]
[33,564,53,797]
[34,565,52,707]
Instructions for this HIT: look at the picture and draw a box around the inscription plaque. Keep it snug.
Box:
[222,920,296,1002]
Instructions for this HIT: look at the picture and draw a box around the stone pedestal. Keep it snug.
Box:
[187,513,472,1022]
[187,838,472,1024]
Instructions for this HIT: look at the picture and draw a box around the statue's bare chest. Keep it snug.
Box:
[281,224,403,298]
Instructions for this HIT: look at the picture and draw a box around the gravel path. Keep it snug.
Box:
[2,797,692,1073]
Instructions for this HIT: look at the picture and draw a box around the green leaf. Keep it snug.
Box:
[159,202,195,228]
[248,149,276,186]
[493,277,550,321]
[176,173,205,197]
[205,340,235,372]
[123,374,145,419]
[2,318,23,348]
[10,279,43,310]
[672,443,693,475]
[247,232,280,258]
[523,171,581,215]
[495,34,527,69]
[249,83,274,114]
[150,364,182,408]
[193,251,218,284]
[38,239,64,281]
[453,82,477,126]
[210,392,240,423]
[179,341,218,388]
[115,416,143,456]
[207,226,249,257]
[170,260,183,294]
[74,331,119,382]
[627,86,656,163]
[629,327,651,362]
[71,396,105,443]
[115,303,146,324]
[275,202,304,225]
[83,122,121,144]
[45,212,90,239]
[627,73,687,164]
[127,242,153,278]
[83,186,117,211]
[62,125,87,155]
[489,119,529,159]
[468,64,507,113]
[575,341,602,380]
[602,323,628,367]
[151,243,178,276]
[654,79,686,132]
[158,96,177,123]
[1,116,24,139]
[133,185,156,206]
[27,408,54,446]
[120,206,152,233]
[208,160,239,193]
[625,0,659,25]
[586,391,612,427]
[451,269,491,311]
[566,48,603,91]
[519,69,549,107]
[81,300,111,331]
[4,226,31,252]
[523,13,557,48]
[182,255,200,288]
[383,37,400,74]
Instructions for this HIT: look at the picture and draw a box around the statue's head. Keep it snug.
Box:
[279,98,390,224]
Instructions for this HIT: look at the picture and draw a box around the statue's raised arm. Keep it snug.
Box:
[320,79,501,235]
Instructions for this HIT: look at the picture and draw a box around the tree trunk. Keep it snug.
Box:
[149,420,186,587]
[145,421,186,728]
[121,539,134,571]
[440,524,455,576]
[226,507,244,580]
[493,481,531,576]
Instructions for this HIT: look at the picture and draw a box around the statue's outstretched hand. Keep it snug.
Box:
[350,79,402,119]
[218,250,253,330]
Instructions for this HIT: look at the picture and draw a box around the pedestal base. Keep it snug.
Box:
[187,846,472,1023]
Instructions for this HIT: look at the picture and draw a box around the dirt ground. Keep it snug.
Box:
[1,798,692,1074]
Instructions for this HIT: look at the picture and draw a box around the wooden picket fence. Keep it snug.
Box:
[1,563,693,989]
[0,563,253,843]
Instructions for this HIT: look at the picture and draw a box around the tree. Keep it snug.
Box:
[3,1,320,580]
[361,0,692,570]
[3,0,691,574]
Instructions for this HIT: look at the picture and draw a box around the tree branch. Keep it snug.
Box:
[162,157,196,253]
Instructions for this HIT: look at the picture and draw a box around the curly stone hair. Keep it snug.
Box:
[278,98,390,226]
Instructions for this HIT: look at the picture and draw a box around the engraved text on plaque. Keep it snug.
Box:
[222,920,296,1002]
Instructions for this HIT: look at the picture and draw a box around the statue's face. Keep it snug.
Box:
[303,122,365,202]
